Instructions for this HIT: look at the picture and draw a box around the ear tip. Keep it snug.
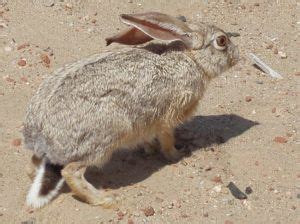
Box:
[120,14,130,20]
[105,38,112,46]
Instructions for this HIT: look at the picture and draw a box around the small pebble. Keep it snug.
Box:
[18,58,27,66]
[245,186,253,195]
[211,175,223,183]
[278,51,287,59]
[271,107,276,113]
[297,193,300,199]
[142,206,155,217]
[265,43,273,49]
[4,76,15,83]
[213,185,222,193]
[21,218,36,224]
[4,46,12,52]
[274,136,288,143]
[42,0,55,7]
[227,182,247,199]
[203,212,208,217]
[117,211,125,220]
[127,219,134,224]
[41,53,50,67]
[17,43,30,50]
[224,220,234,224]
[11,138,21,146]
[245,96,253,102]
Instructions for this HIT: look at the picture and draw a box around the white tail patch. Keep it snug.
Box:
[26,159,64,208]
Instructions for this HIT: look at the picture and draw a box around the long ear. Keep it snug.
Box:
[106,27,153,46]
[107,12,203,49]
[120,12,197,48]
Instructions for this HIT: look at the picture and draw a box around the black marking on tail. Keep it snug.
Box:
[39,162,63,196]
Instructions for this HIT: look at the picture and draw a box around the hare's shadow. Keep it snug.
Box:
[83,114,258,190]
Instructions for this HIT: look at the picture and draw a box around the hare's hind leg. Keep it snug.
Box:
[26,155,42,180]
[61,162,115,208]
[158,127,184,162]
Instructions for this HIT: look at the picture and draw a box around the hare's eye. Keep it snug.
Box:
[217,36,227,47]
[213,35,228,50]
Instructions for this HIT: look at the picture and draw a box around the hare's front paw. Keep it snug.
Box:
[143,141,159,155]
[162,147,185,162]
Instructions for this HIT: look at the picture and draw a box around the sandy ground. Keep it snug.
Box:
[0,0,299,223]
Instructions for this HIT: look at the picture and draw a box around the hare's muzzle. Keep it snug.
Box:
[229,45,239,67]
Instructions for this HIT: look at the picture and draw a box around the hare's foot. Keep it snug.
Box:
[26,155,43,180]
[158,128,184,162]
[62,162,115,208]
[161,147,185,162]
[143,140,159,155]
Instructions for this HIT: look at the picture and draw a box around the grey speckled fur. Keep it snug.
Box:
[23,19,238,166]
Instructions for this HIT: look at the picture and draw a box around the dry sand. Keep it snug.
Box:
[0,0,299,223]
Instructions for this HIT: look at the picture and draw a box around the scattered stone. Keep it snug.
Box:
[127,219,134,224]
[11,138,21,146]
[211,175,223,183]
[245,186,253,195]
[0,22,8,28]
[176,15,187,22]
[212,185,222,193]
[254,3,260,6]
[65,3,73,9]
[4,46,12,52]
[117,211,125,220]
[17,43,30,50]
[142,206,155,217]
[204,165,212,171]
[265,43,273,49]
[42,0,55,7]
[18,58,27,66]
[224,220,234,224]
[4,76,15,83]
[91,19,97,23]
[181,213,188,218]
[294,72,300,76]
[155,197,164,203]
[203,212,208,217]
[255,80,263,84]
[297,194,300,199]
[41,53,50,67]
[20,76,28,83]
[278,51,287,59]
[180,160,188,166]
[274,136,288,143]
[271,107,276,113]
[227,182,247,199]
[173,200,181,208]
[245,96,253,102]
[21,218,36,224]
[273,47,278,54]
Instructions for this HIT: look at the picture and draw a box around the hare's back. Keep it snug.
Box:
[24,48,194,163]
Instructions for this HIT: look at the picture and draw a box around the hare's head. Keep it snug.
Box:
[106,12,239,78]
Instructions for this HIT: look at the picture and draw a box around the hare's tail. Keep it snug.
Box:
[26,158,64,208]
